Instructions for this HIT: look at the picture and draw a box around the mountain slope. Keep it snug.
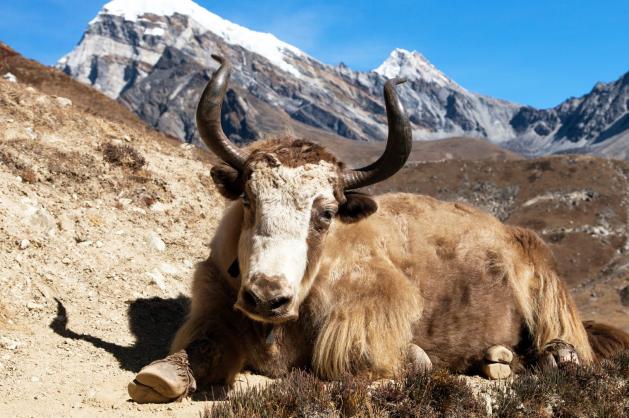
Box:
[57,0,628,158]
[508,72,629,158]
[57,0,521,146]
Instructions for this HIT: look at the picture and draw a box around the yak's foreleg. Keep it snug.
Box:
[128,320,245,404]
[538,338,579,368]
[407,344,433,372]
[127,349,196,403]
[129,259,245,403]
[481,345,514,380]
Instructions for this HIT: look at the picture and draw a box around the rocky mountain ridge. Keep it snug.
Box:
[507,72,629,157]
[58,0,628,158]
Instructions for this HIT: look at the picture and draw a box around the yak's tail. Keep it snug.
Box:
[583,321,629,362]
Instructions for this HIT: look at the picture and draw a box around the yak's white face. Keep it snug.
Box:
[234,158,340,323]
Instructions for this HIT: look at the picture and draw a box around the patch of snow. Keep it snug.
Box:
[144,26,165,37]
[94,0,307,77]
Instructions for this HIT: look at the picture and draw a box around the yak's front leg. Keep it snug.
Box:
[407,344,433,372]
[128,333,244,403]
[127,256,247,403]
[481,345,514,380]
[127,349,196,403]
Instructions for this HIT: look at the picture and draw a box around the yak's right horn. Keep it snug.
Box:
[196,55,247,170]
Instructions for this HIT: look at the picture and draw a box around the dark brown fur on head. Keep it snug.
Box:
[210,138,377,223]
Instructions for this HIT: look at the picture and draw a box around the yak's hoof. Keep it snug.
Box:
[539,339,579,369]
[407,344,432,372]
[128,350,196,404]
[482,345,513,380]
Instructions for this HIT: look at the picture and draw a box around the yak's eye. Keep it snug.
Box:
[320,208,335,222]
[242,194,250,208]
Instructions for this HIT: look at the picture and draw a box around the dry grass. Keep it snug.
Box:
[206,352,629,417]
[0,147,38,183]
[102,142,147,171]
[494,351,629,418]
[207,368,486,418]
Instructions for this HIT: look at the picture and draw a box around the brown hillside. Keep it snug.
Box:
[1,42,151,132]
[0,72,230,416]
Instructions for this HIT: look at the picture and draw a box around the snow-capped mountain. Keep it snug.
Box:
[58,0,628,157]
[374,48,458,91]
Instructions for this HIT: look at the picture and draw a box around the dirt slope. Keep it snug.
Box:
[1,41,158,135]
[0,76,230,416]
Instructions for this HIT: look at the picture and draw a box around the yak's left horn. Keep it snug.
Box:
[342,78,412,190]
[196,54,247,170]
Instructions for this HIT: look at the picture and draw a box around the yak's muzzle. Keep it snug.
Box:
[235,273,296,322]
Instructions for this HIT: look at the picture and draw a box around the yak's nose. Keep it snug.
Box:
[240,273,293,316]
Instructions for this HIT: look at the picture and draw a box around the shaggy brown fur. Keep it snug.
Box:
[170,138,625,387]
[583,320,629,361]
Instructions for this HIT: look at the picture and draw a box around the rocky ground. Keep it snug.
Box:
[0,56,627,417]
[0,77,229,416]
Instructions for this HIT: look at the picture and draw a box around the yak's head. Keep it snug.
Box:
[198,55,412,323]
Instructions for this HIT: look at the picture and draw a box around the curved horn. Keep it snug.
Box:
[196,54,247,170]
[342,78,412,190]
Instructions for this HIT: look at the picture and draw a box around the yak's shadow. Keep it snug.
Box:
[50,296,189,372]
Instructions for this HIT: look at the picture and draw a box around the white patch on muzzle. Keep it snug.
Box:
[239,160,337,296]
[247,236,309,289]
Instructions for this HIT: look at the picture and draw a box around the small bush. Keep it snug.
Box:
[102,142,146,171]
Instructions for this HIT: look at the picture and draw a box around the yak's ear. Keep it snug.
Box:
[210,164,243,200]
[338,191,378,223]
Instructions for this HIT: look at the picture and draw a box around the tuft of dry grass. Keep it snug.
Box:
[206,352,629,418]
[102,142,146,171]
[0,147,38,183]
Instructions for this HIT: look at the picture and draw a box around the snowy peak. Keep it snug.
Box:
[374,48,458,89]
[93,0,308,77]
[95,0,205,22]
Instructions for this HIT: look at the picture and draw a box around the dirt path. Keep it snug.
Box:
[0,79,237,416]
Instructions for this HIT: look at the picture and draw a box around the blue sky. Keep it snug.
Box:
[1,0,628,108]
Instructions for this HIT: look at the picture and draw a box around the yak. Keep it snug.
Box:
[128,55,629,403]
